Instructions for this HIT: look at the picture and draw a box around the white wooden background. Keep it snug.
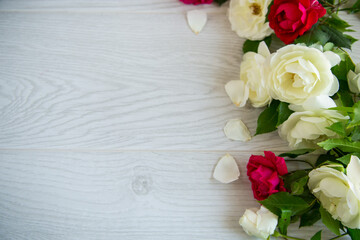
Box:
[0,1,359,239]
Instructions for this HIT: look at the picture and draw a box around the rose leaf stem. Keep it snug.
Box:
[329,233,349,240]
[273,231,305,240]
[285,159,315,168]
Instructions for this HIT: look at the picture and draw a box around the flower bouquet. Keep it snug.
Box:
[181,0,360,238]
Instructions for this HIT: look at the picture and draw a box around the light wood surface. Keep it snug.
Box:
[0,1,358,239]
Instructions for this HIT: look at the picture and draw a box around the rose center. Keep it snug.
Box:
[250,3,262,16]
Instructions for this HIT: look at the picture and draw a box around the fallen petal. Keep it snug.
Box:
[224,119,251,141]
[213,154,240,183]
[225,80,249,107]
[187,10,207,34]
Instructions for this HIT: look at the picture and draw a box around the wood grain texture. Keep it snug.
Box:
[0,11,292,151]
[0,150,337,240]
[0,0,225,12]
[0,1,359,239]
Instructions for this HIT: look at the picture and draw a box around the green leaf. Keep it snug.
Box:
[348,228,360,239]
[294,24,330,46]
[326,121,347,137]
[331,50,355,82]
[242,35,272,54]
[300,203,321,227]
[290,176,309,195]
[348,102,360,128]
[310,230,322,240]
[259,192,310,217]
[337,90,354,107]
[315,154,337,167]
[320,206,341,235]
[279,210,291,235]
[337,153,360,166]
[213,0,229,5]
[279,149,315,158]
[352,127,360,141]
[255,100,280,135]
[318,138,360,152]
[324,13,353,33]
[348,0,360,13]
[320,25,353,49]
[277,102,294,126]
[283,170,309,189]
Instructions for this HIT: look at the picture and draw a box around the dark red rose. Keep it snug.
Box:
[268,0,326,44]
[180,0,213,4]
[247,151,288,201]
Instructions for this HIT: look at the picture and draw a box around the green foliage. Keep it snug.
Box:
[256,100,280,135]
[300,203,321,227]
[336,153,360,165]
[348,228,360,240]
[326,121,347,137]
[294,13,357,49]
[318,138,360,152]
[294,23,329,45]
[242,35,272,54]
[352,127,360,141]
[347,0,360,13]
[279,210,292,235]
[276,102,294,126]
[323,13,354,33]
[279,149,315,158]
[256,100,294,135]
[260,192,311,235]
[337,90,354,107]
[213,0,229,5]
[283,170,310,196]
[348,102,360,128]
[310,230,322,240]
[331,50,355,84]
[315,154,337,167]
[319,206,341,235]
[259,192,310,217]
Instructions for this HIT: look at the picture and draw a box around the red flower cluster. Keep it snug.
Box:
[247,151,288,201]
[268,0,326,44]
[180,0,213,4]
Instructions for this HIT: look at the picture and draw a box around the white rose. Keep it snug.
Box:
[308,155,360,228]
[269,44,340,105]
[239,206,278,239]
[225,42,272,108]
[347,63,360,94]
[278,96,349,149]
[228,0,273,40]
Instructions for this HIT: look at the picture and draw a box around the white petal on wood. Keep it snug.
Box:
[187,10,207,34]
[213,154,240,183]
[225,80,249,107]
[224,119,251,141]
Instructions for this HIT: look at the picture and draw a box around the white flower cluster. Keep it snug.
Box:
[226,42,349,149]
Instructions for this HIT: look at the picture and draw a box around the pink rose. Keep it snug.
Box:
[247,151,288,201]
[180,0,213,5]
[268,0,326,44]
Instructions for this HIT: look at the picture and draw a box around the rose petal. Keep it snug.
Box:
[290,95,336,111]
[225,80,249,107]
[213,154,240,183]
[224,119,252,141]
[187,10,207,34]
[347,156,360,193]
[257,41,271,57]
[324,51,341,67]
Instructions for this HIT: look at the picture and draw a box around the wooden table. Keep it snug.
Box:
[0,1,358,239]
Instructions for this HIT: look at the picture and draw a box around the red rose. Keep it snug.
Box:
[247,151,288,201]
[180,0,213,4]
[268,0,326,44]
